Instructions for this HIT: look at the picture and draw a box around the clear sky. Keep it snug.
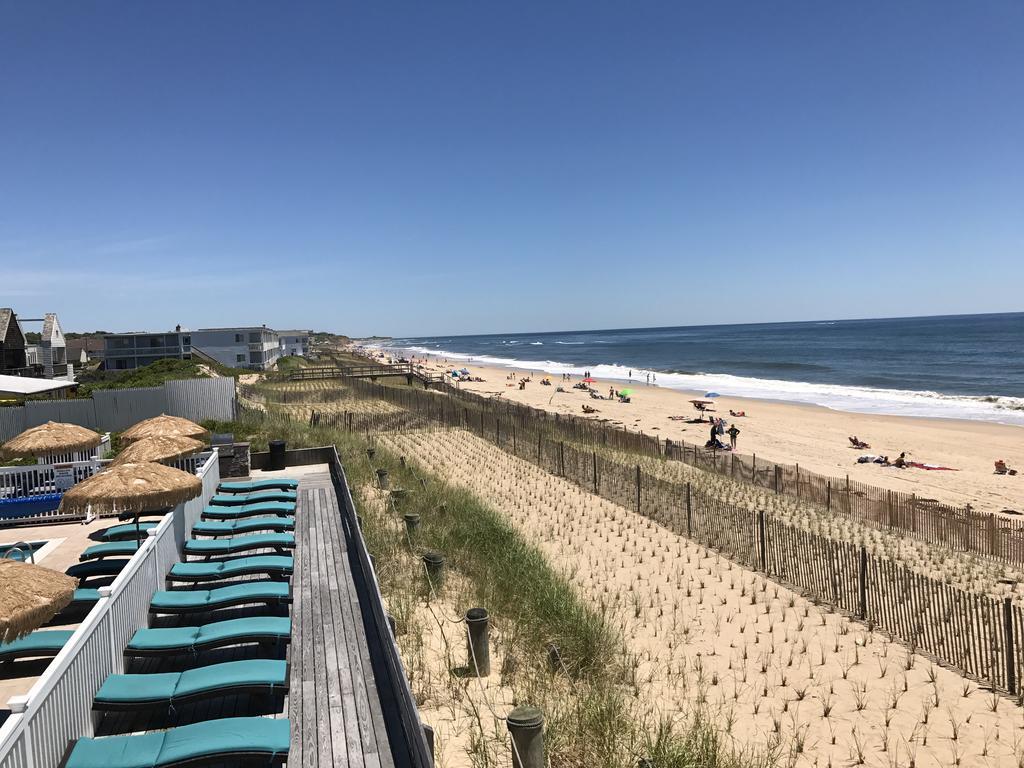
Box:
[1,2,1021,337]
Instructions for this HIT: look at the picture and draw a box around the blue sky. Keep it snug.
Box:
[1,2,1021,337]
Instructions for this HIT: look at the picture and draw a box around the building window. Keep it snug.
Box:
[249,332,260,343]
[235,334,243,343]
[236,354,246,363]
[182,335,191,345]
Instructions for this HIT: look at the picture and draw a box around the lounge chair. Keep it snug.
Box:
[70,588,102,609]
[183,533,295,558]
[101,522,158,541]
[208,490,297,507]
[66,559,130,582]
[0,629,75,663]
[201,501,295,520]
[117,509,168,522]
[124,617,291,657]
[59,716,290,768]
[150,582,292,615]
[167,555,293,583]
[218,479,298,494]
[80,541,142,561]
[93,659,289,712]
[191,516,294,537]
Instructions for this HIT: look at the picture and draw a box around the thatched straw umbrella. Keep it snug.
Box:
[111,435,204,467]
[0,558,79,644]
[120,415,208,444]
[2,421,102,459]
[59,462,202,544]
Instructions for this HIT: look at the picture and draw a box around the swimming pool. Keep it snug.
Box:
[0,540,49,563]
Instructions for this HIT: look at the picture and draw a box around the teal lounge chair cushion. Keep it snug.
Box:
[218,478,298,493]
[95,659,287,705]
[209,490,297,506]
[150,582,291,612]
[72,588,102,604]
[191,516,294,536]
[169,555,293,581]
[201,501,295,519]
[184,533,294,555]
[0,629,74,657]
[66,559,129,579]
[80,541,141,561]
[127,617,291,653]
[101,522,158,541]
[63,716,290,768]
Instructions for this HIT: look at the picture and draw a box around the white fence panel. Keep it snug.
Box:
[0,448,220,767]
[92,386,168,433]
[165,377,236,422]
[0,409,27,442]
[23,399,98,432]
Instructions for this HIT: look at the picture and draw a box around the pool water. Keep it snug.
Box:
[0,540,49,562]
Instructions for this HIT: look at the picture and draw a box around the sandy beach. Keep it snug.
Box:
[380,352,1023,515]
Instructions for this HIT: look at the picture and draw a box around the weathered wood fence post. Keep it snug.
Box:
[757,511,767,572]
[858,546,868,619]
[685,482,692,538]
[592,451,598,494]
[635,465,641,514]
[1004,597,1016,696]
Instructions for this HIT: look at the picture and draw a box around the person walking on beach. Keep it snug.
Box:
[727,423,740,450]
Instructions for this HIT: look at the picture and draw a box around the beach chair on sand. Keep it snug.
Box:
[93,659,289,713]
[149,582,292,616]
[191,516,294,537]
[58,716,290,768]
[124,617,291,658]
[0,630,75,663]
[201,501,295,520]
[167,555,293,583]
[183,533,294,558]
[208,490,297,507]
[218,479,298,494]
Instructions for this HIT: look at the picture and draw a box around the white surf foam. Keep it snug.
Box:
[369,343,1024,426]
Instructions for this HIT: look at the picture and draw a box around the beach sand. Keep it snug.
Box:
[389,353,1023,515]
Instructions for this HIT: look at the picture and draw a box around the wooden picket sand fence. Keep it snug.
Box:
[271,375,1024,696]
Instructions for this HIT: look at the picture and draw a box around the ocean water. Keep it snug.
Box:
[377,313,1024,425]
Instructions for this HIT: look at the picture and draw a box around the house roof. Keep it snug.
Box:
[41,314,64,347]
[0,309,13,341]
[0,374,76,396]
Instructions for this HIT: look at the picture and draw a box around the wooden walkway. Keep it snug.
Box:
[291,470,395,768]
[98,468,395,767]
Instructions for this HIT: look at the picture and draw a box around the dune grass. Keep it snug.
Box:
[206,407,780,767]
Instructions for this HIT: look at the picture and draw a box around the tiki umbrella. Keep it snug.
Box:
[2,421,102,459]
[120,415,208,444]
[0,558,78,644]
[111,435,204,467]
[59,462,202,545]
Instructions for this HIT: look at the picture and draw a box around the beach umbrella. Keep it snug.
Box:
[120,414,208,444]
[0,558,78,644]
[582,377,596,383]
[59,462,202,545]
[704,392,720,399]
[619,388,633,396]
[2,421,102,459]
[111,435,204,467]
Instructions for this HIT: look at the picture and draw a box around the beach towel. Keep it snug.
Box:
[907,462,959,471]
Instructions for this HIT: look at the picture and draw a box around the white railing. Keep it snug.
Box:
[0,461,99,522]
[0,449,220,768]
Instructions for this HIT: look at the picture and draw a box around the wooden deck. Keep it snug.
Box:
[290,469,395,768]
[97,467,395,767]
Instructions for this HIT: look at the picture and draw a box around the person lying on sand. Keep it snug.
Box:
[849,436,871,449]
[729,409,746,417]
[582,405,599,414]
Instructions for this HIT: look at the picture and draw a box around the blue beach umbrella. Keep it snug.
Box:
[704,392,720,398]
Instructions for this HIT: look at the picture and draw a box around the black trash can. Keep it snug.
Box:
[268,440,287,471]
